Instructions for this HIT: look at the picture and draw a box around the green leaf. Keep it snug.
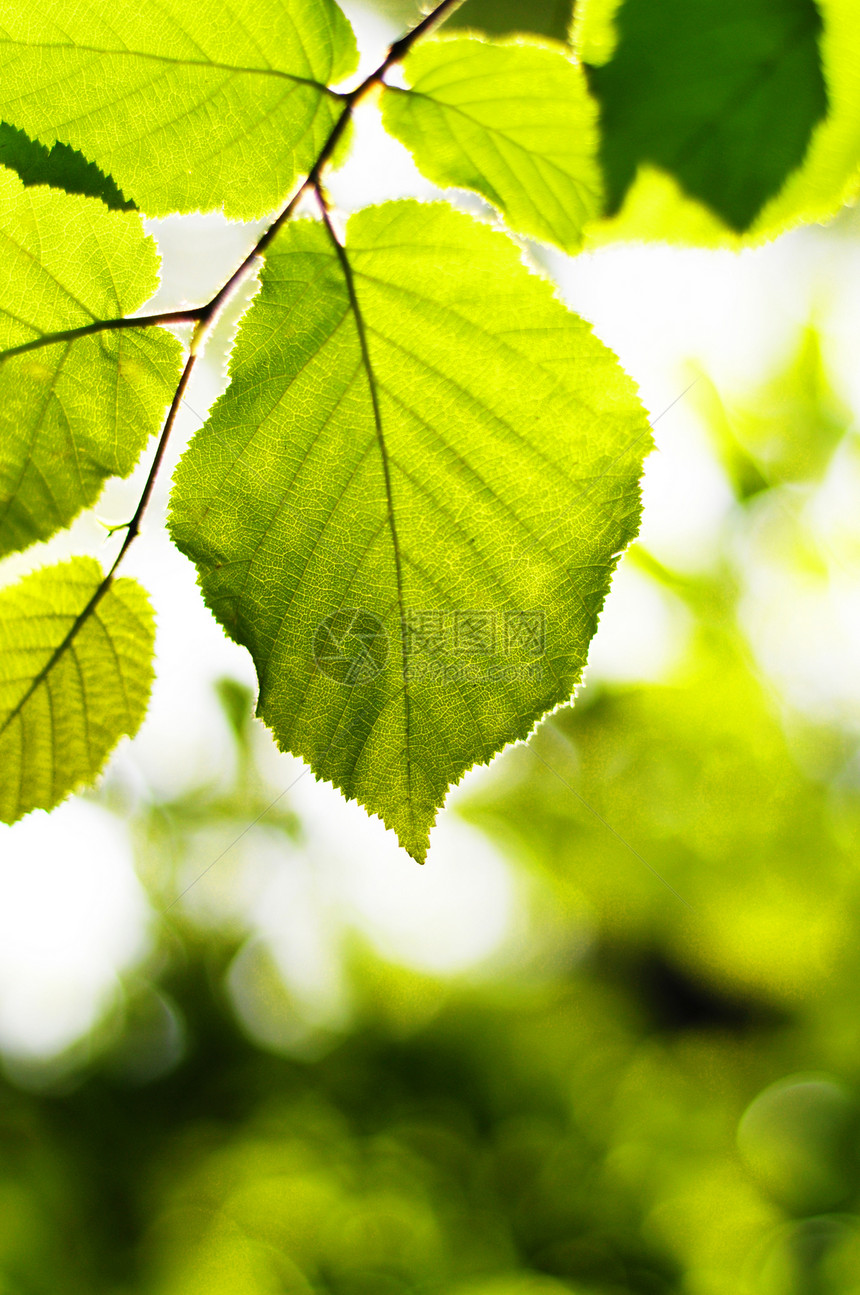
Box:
[0,122,134,210]
[0,0,357,218]
[572,0,622,67]
[0,167,182,560]
[696,326,850,491]
[444,0,572,43]
[576,0,860,247]
[382,38,602,253]
[0,557,155,824]
[759,0,860,231]
[169,201,649,861]
[588,0,828,231]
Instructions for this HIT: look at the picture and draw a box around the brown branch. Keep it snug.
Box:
[188,0,466,331]
[6,0,467,636]
[0,309,201,360]
[0,351,197,739]
[2,0,467,362]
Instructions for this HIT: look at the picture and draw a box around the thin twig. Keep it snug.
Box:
[109,350,198,564]
[194,0,466,330]
[0,353,197,739]
[5,0,466,359]
[0,309,201,361]
[1,0,465,724]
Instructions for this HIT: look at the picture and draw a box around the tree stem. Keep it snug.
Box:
[75,0,463,589]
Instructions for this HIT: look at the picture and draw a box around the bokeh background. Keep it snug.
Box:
[2,2,860,1291]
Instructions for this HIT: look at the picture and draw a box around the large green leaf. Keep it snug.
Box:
[443,0,572,43]
[169,201,649,861]
[0,558,155,824]
[0,168,182,560]
[0,0,357,218]
[588,0,828,231]
[382,38,602,253]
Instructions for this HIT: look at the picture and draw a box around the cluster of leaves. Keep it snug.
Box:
[0,0,853,858]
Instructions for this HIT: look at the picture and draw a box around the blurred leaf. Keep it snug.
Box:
[692,375,772,503]
[459,629,854,1001]
[583,0,860,245]
[214,677,256,746]
[443,0,572,42]
[572,0,622,66]
[588,0,828,231]
[724,327,850,483]
[761,0,860,231]
[691,327,850,504]
[382,37,602,252]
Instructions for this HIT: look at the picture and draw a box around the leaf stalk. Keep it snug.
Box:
[9,0,466,704]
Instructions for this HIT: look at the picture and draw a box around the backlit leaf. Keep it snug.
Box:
[0,558,155,824]
[382,38,602,252]
[169,201,650,861]
[0,0,358,218]
[0,168,182,559]
[759,0,860,231]
[580,0,860,245]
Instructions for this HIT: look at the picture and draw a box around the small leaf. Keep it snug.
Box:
[0,557,155,824]
[169,201,649,861]
[589,0,828,231]
[0,0,358,218]
[0,167,182,559]
[382,38,602,253]
[572,0,621,67]
[0,122,134,210]
[698,326,850,489]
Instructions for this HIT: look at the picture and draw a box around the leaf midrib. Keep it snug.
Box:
[0,37,337,93]
[323,216,416,843]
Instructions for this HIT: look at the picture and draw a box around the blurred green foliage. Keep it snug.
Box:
[443,0,572,42]
[1,338,859,1288]
[695,327,851,492]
